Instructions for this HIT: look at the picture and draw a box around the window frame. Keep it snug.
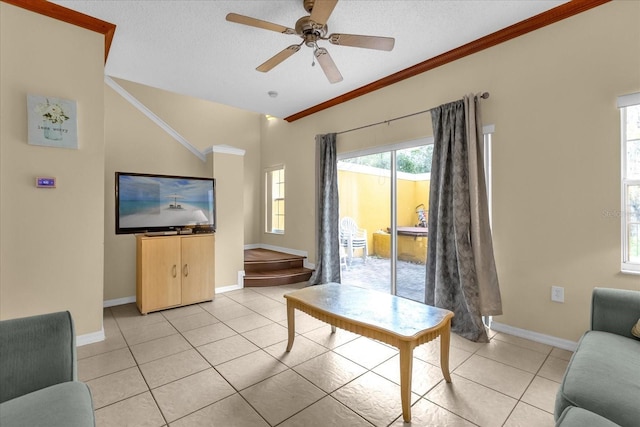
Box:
[265,165,285,234]
[618,93,640,274]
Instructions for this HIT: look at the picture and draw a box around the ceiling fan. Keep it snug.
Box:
[226,0,395,84]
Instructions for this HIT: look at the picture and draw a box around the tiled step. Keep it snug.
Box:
[244,249,313,287]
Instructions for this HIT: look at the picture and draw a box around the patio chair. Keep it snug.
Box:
[339,217,367,266]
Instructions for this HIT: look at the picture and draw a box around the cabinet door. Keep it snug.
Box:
[181,235,215,305]
[139,237,182,312]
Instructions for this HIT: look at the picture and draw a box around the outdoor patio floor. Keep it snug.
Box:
[340,256,427,302]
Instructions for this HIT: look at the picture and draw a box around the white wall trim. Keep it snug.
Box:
[238,270,245,288]
[617,92,640,108]
[483,124,496,134]
[205,144,246,156]
[216,283,243,293]
[104,76,206,162]
[77,328,105,347]
[104,296,136,308]
[491,321,578,352]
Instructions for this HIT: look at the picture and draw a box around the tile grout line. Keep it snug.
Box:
[89,288,565,426]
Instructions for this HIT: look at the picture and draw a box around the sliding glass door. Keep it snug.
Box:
[338,151,392,294]
[337,130,492,302]
[394,146,431,301]
[337,140,432,302]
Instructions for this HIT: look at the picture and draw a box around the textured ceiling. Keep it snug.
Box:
[53,0,567,118]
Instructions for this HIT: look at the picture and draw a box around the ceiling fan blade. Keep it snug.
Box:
[257,45,301,72]
[309,0,338,26]
[328,33,395,51]
[226,13,295,35]
[314,47,343,84]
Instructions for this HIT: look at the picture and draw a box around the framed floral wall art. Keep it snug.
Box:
[27,94,78,149]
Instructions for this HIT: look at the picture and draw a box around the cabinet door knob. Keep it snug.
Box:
[172,264,177,278]
[183,264,189,277]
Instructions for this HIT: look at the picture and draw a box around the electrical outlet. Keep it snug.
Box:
[551,286,565,303]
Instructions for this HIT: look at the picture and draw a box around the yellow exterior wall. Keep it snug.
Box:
[373,233,428,264]
[338,169,389,246]
[337,167,433,264]
[338,168,430,253]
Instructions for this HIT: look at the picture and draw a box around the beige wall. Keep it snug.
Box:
[0,4,105,335]
[104,79,260,300]
[261,1,640,341]
[211,152,245,287]
[103,85,211,300]
[112,79,262,244]
[3,1,638,343]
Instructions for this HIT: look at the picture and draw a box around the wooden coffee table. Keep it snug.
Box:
[284,283,454,422]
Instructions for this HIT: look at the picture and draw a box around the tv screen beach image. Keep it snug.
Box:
[118,175,214,229]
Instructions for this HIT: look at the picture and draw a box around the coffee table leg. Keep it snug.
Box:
[399,341,413,422]
[286,303,295,352]
[440,320,452,383]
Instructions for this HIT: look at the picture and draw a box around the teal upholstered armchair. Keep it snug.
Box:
[0,311,95,426]
[555,288,640,427]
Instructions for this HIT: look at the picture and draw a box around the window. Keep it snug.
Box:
[336,126,494,300]
[265,166,285,234]
[619,93,640,273]
[484,129,494,226]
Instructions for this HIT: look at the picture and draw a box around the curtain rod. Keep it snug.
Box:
[337,92,490,136]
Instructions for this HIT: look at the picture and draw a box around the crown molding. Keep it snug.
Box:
[204,145,246,156]
[1,0,116,64]
[105,76,206,162]
[284,0,611,122]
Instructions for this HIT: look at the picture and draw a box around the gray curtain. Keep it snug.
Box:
[425,95,502,342]
[309,133,341,285]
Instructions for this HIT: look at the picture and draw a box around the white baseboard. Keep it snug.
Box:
[216,284,243,293]
[491,321,578,352]
[77,328,105,347]
[104,296,136,308]
[238,270,245,288]
[103,272,245,308]
[244,243,315,269]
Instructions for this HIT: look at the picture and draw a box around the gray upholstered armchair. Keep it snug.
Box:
[0,311,95,426]
[555,288,640,427]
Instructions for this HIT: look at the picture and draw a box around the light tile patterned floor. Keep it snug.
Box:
[79,283,569,427]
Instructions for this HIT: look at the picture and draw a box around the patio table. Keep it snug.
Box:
[284,283,454,422]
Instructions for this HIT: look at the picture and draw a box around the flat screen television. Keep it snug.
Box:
[115,172,215,234]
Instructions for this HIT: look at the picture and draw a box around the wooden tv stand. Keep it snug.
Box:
[136,233,215,314]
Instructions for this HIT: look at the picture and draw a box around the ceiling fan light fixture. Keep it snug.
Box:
[268,91,278,98]
[227,0,393,84]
